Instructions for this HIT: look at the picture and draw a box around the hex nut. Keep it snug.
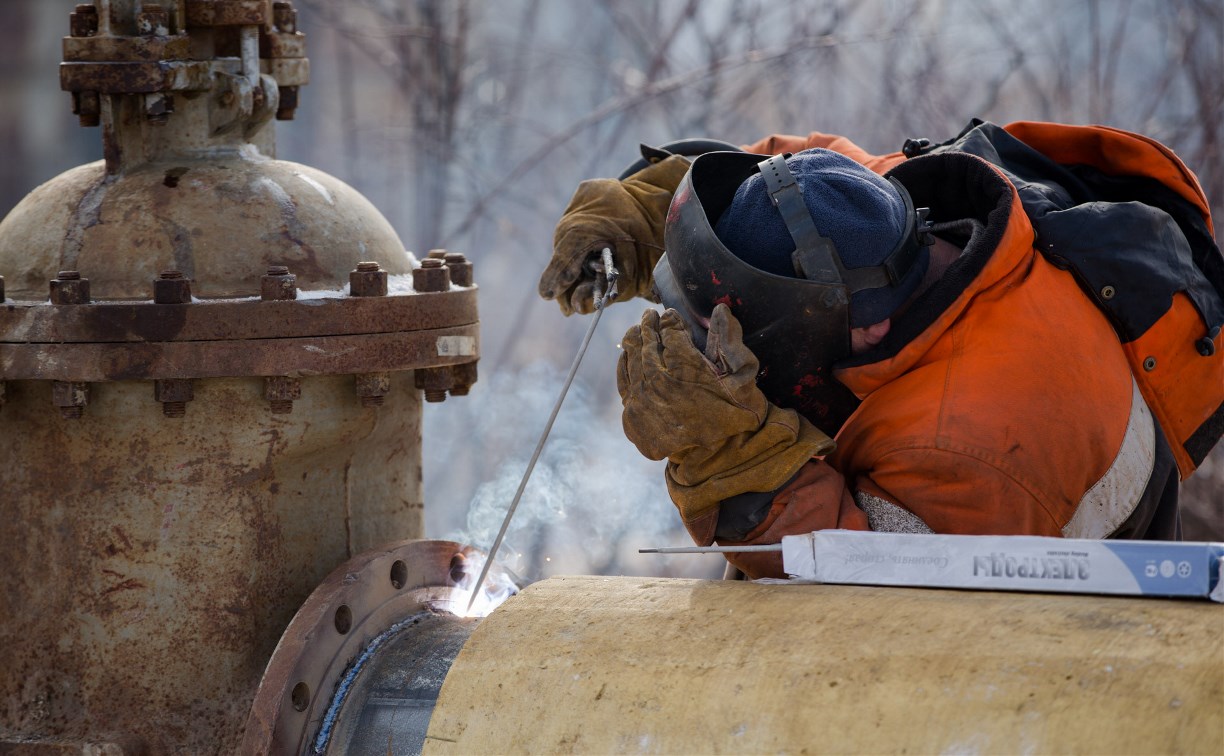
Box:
[415,367,453,403]
[70,4,98,37]
[155,379,194,418]
[50,271,90,305]
[450,361,478,396]
[52,381,90,419]
[355,372,391,407]
[444,252,473,287]
[154,271,193,304]
[265,376,302,414]
[350,262,388,297]
[262,266,297,301]
[412,258,450,293]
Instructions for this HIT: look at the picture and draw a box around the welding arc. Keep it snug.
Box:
[466,249,619,612]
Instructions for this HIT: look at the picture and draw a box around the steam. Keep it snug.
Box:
[424,359,725,581]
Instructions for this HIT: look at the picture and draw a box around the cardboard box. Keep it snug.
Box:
[780,530,1224,601]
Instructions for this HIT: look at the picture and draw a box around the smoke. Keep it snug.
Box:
[423,359,726,581]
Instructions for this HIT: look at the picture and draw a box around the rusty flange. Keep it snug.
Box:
[241,539,518,755]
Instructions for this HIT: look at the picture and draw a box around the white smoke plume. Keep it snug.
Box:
[424,359,727,582]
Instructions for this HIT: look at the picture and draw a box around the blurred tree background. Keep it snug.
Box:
[0,0,1219,581]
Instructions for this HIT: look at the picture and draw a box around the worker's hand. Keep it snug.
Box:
[540,155,690,316]
[617,305,835,545]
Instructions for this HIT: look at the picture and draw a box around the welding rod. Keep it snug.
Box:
[639,544,784,554]
[466,248,619,613]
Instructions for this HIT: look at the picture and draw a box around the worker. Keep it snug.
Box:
[539,121,1223,578]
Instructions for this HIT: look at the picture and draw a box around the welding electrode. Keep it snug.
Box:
[639,545,784,554]
[466,248,619,612]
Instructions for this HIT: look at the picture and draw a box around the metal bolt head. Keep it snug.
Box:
[262,266,297,301]
[154,270,192,304]
[1143,356,1157,371]
[428,249,448,260]
[1101,285,1116,301]
[350,262,388,297]
[50,271,91,305]
[70,4,98,37]
[444,252,474,287]
[413,259,450,293]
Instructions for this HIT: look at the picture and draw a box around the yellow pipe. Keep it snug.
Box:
[427,575,1222,754]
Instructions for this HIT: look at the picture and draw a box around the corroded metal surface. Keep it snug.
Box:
[0,1,478,752]
[0,374,427,753]
[0,286,477,343]
[241,540,516,755]
[426,576,1224,754]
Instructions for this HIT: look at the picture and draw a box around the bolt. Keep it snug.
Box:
[52,381,90,420]
[50,270,91,305]
[136,4,169,36]
[261,265,297,301]
[450,361,478,396]
[349,261,388,298]
[70,4,98,37]
[276,85,299,121]
[428,249,448,260]
[443,252,473,287]
[72,91,101,128]
[412,258,451,293]
[265,376,301,414]
[415,367,453,403]
[154,379,193,418]
[355,372,390,407]
[154,270,192,304]
[273,2,298,33]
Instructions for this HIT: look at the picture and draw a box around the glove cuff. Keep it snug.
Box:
[665,406,834,547]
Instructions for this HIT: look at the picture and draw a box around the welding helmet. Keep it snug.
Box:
[653,149,932,436]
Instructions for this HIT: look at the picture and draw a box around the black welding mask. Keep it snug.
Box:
[653,151,931,436]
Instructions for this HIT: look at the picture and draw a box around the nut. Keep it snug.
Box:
[50,270,91,305]
[355,372,391,407]
[52,381,90,420]
[273,2,298,33]
[154,379,194,418]
[450,361,478,396]
[276,85,299,121]
[412,258,450,293]
[70,4,98,37]
[136,4,170,36]
[444,252,473,287]
[415,367,453,403]
[265,376,301,414]
[261,265,297,301]
[349,262,388,297]
[154,270,192,304]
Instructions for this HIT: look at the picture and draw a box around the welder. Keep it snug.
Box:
[539,121,1223,579]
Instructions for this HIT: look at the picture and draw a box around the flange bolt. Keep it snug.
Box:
[444,252,473,287]
[154,270,193,304]
[262,265,297,301]
[350,261,388,297]
[413,258,450,293]
[50,270,91,305]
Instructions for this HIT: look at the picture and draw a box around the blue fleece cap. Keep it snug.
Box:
[713,148,928,327]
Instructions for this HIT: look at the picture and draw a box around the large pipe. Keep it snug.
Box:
[423,575,1222,754]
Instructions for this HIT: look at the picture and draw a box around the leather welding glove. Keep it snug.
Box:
[617,304,835,545]
[540,154,690,316]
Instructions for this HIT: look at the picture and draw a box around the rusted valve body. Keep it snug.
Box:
[0,2,479,752]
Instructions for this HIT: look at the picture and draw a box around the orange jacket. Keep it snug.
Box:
[719,123,1218,578]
